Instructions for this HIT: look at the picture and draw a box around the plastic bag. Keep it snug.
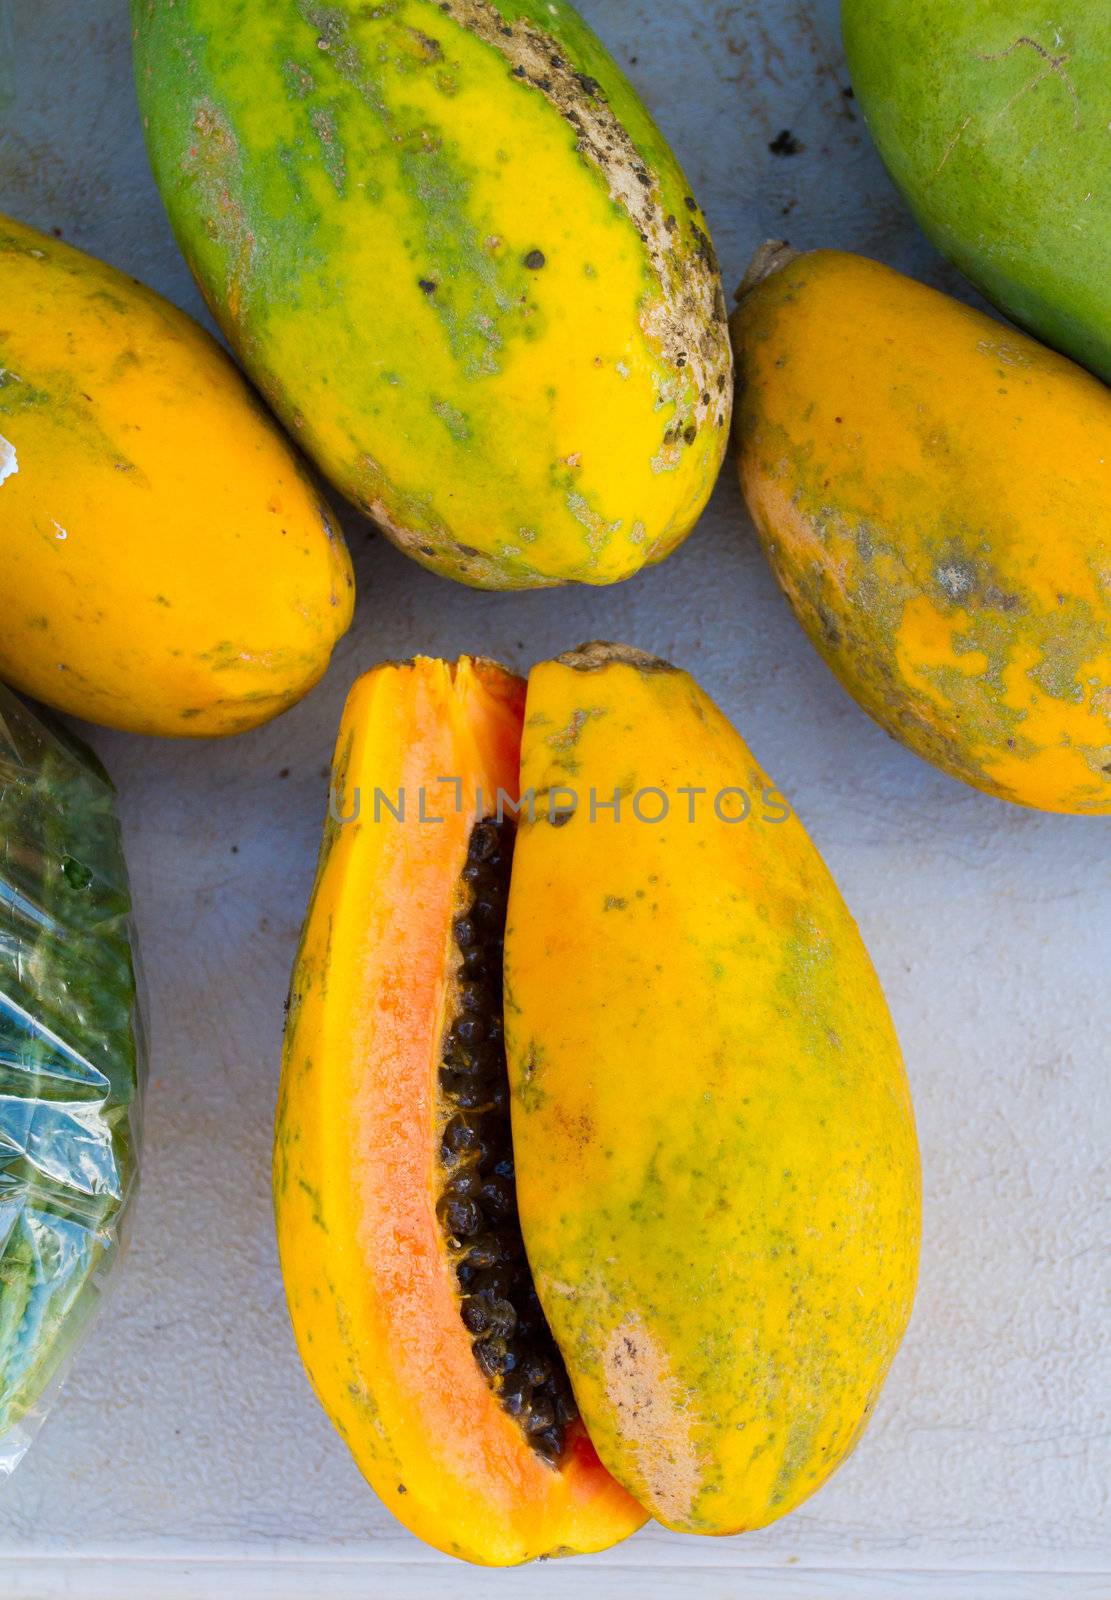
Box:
[0,686,144,1475]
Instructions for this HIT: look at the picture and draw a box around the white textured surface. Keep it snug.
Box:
[0,1,1109,1595]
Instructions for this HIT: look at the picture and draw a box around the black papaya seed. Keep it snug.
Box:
[502,1387,529,1419]
[452,915,477,948]
[484,1297,518,1339]
[471,897,503,925]
[452,1080,495,1112]
[472,1266,513,1300]
[535,1426,564,1461]
[554,1389,578,1426]
[478,1176,515,1221]
[461,1296,489,1335]
[473,1339,503,1380]
[442,1115,480,1153]
[448,1170,483,1201]
[465,1235,503,1271]
[452,1015,486,1048]
[443,1055,484,1082]
[526,1396,556,1433]
[469,820,500,861]
[437,1195,483,1237]
[459,982,494,1014]
[522,1354,552,1389]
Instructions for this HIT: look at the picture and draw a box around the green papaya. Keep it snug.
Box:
[0,688,143,1470]
[843,0,1111,381]
[130,0,732,589]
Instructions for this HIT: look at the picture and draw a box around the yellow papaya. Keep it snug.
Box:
[731,245,1111,814]
[131,0,732,589]
[505,644,920,1533]
[0,215,352,737]
[275,642,920,1560]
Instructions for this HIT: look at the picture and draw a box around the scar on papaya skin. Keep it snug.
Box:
[932,115,972,179]
[602,1316,703,1524]
[185,99,256,320]
[436,0,729,432]
[546,706,602,752]
[556,641,678,674]
[975,36,1082,132]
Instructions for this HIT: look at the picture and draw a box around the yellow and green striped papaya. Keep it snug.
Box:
[131,0,733,589]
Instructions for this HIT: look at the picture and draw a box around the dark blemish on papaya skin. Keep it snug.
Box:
[411,29,443,61]
[523,249,546,270]
[769,129,803,157]
[418,278,437,294]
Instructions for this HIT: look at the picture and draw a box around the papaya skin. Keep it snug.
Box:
[0,215,352,737]
[504,644,920,1535]
[731,248,1111,814]
[842,0,1111,383]
[131,0,732,589]
[274,658,646,1566]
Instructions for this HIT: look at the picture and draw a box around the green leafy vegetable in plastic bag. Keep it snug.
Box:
[0,685,143,1472]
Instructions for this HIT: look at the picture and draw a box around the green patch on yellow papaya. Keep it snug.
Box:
[132,0,732,588]
[732,248,1111,814]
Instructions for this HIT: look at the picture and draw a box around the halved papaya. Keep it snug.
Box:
[273,657,645,1565]
[275,646,920,1561]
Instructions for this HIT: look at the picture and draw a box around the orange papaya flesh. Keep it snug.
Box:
[274,656,645,1566]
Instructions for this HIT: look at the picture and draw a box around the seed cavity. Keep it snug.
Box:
[437,815,578,1465]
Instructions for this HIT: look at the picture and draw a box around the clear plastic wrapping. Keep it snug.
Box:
[0,686,143,1475]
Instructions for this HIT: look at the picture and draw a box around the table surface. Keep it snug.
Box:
[1,2,1109,1596]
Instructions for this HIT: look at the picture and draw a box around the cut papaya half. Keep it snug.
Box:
[274,657,646,1566]
[276,646,920,1558]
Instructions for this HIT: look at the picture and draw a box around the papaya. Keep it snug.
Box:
[274,643,920,1560]
[0,215,352,738]
[843,0,1111,382]
[731,246,1111,815]
[505,644,920,1533]
[274,657,646,1564]
[0,685,142,1470]
[131,0,732,590]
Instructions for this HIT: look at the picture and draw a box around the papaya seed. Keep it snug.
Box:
[527,1396,555,1433]
[438,1195,483,1237]
[522,1354,552,1389]
[435,814,579,1462]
